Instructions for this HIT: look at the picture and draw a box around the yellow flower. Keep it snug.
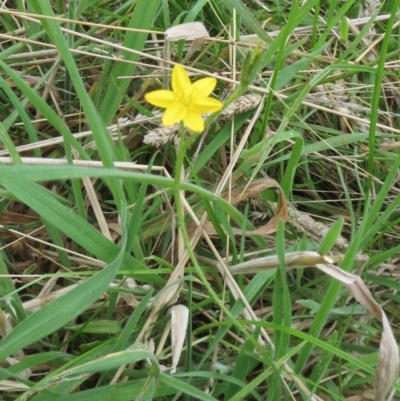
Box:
[145,64,223,133]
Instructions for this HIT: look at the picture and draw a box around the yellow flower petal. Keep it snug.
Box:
[145,64,222,133]
[192,77,217,97]
[172,65,191,97]
[162,102,187,126]
[183,110,204,132]
[191,97,223,114]
[145,90,176,108]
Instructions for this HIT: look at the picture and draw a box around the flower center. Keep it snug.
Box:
[179,87,196,107]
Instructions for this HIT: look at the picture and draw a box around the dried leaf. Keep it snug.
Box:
[0,380,30,392]
[0,308,13,338]
[6,357,31,380]
[229,251,332,274]
[165,22,210,41]
[0,312,32,391]
[167,304,189,374]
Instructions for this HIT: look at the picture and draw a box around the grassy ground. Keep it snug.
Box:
[0,0,400,400]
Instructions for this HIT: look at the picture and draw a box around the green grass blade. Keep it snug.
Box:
[54,343,159,380]
[273,220,290,359]
[318,218,345,255]
[0,121,22,164]
[0,253,27,321]
[0,75,40,158]
[224,329,260,400]
[366,2,398,190]
[281,136,304,197]
[160,373,219,401]
[99,0,158,125]
[113,290,154,352]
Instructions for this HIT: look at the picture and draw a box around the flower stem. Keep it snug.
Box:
[173,124,271,373]
[174,122,192,371]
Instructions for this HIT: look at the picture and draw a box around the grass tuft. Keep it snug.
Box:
[0,1,399,400]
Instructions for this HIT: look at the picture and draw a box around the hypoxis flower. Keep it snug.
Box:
[145,64,223,133]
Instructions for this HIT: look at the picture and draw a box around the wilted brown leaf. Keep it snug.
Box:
[229,252,399,400]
